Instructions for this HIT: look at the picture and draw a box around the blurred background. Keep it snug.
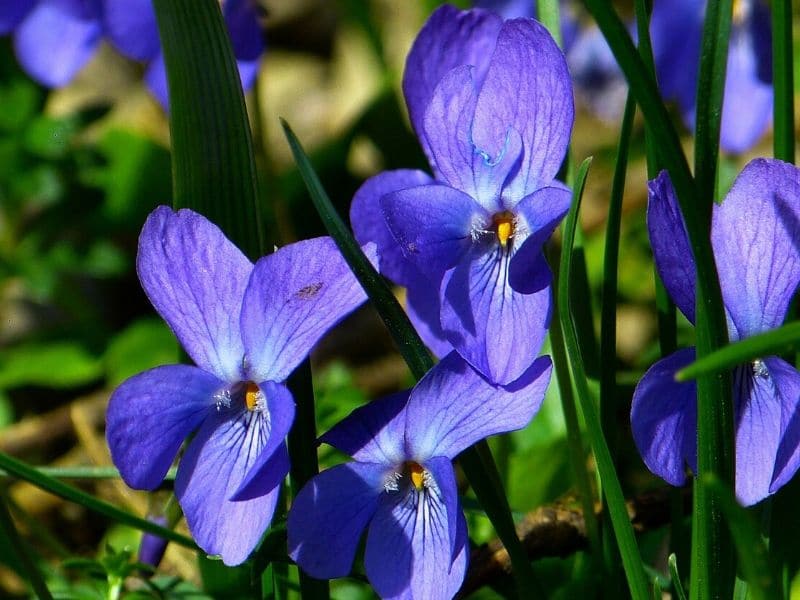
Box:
[0,0,797,597]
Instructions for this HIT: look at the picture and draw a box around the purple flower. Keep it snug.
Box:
[1,0,103,87]
[631,159,800,506]
[475,0,628,122]
[102,0,264,108]
[650,0,772,154]
[288,352,552,598]
[351,6,573,385]
[106,207,367,565]
[138,516,169,570]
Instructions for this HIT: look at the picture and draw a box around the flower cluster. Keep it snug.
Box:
[104,3,800,599]
[0,0,264,108]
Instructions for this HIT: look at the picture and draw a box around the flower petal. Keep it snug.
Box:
[381,183,485,280]
[144,53,170,108]
[320,391,409,464]
[230,381,296,500]
[712,159,800,338]
[240,236,367,383]
[733,363,783,506]
[630,348,698,486]
[647,170,696,324]
[405,352,552,460]
[0,0,34,33]
[422,65,523,209]
[402,5,503,159]
[406,273,453,359]
[365,468,467,600]
[765,358,800,494]
[175,408,286,565]
[223,0,264,93]
[719,17,772,154]
[440,248,552,384]
[14,0,102,87]
[350,169,435,286]
[472,17,573,199]
[102,0,160,61]
[106,364,219,490]
[288,462,385,579]
[137,206,252,382]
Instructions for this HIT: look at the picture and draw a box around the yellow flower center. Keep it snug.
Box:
[245,382,262,411]
[493,211,515,248]
[406,461,426,491]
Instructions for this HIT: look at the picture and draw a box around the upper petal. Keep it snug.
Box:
[240,236,367,383]
[106,364,219,490]
[402,5,503,161]
[102,0,160,61]
[472,17,574,199]
[365,469,468,600]
[381,183,485,280]
[320,390,409,465]
[350,169,434,287]
[288,462,385,579]
[175,407,287,566]
[440,247,552,384]
[137,206,252,383]
[421,65,523,208]
[630,348,698,486]
[764,357,800,494]
[733,362,783,506]
[647,170,697,324]
[712,159,800,338]
[405,352,552,460]
[14,0,102,87]
[144,52,170,108]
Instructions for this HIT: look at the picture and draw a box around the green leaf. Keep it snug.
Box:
[772,0,795,163]
[558,157,650,600]
[104,318,180,387]
[152,0,263,259]
[0,342,102,389]
[703,476,781,600]
[677,322,800,381]
[0,451,196,550]
[669,553,688,600]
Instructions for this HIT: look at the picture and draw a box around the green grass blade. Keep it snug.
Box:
[772,0,795,164]
[286,363,330,600]
[559,157,650,600]
[280,120,541,597]
[669,553,688,600]
[677,322,800,381]
[0,493,53,600]
[691,4,736,598]
[600,93,636,453]
[0,451,197,550]
[536,0,563,47]
[152,0,263,259]
[704,476,782,600]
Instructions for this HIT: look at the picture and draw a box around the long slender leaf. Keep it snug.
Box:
[280,120,541,597]
[691,3,736,597]
[0,452,197,550]
[0,493,53,600]
[704,476,781,600]
[152,0,263,259]
[677,322,800,381]
[772,0,794,164]
[559,157,650,600]
[536,0,562,46]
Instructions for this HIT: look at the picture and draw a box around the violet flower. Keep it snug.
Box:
[106,207,367,565]
[288,352,552,598]
[650,0,772,154]
[351,5,573,385]
[631,159,800,506]
[138,516,168,570]
[102,0,264,108]
[0,0,103,88]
